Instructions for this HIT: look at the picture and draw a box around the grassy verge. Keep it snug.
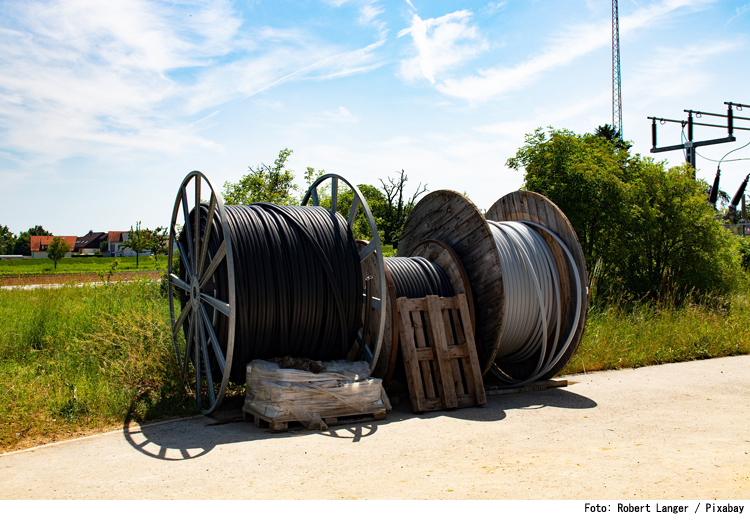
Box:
[0,280,194,453]
[561,292,750,375]
[0,256,165,276]
[2,277,749,452]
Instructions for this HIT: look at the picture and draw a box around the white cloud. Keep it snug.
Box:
[398,10,487,84]
[629,41,740,103]
[727,3,750,24]
[435,0,716,102]
[0,0,385,168]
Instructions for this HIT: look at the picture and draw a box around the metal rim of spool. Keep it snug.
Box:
[301,174,387,371]
[485,190,589,381]
[168,171,236,415]
[397,190,504,374]
[356,240,398,384]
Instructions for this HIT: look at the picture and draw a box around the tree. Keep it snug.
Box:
[146,226,169,264]
[121,222,150,268]
[223,148,303,206]
[378,170,428,246]
[0,225,17,255]
[507,126,744,301]
[507,127,628,268]
[13,225,52,256]
[47,236,70,269]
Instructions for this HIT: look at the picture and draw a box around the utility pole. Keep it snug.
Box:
[612,0,623,138]
[648,101,750,176]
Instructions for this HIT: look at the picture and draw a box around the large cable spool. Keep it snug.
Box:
[168,172,386,414]
[398,189,588,384]
[485,191,588,384]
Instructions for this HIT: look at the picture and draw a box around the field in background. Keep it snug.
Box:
[0,256,164,276]
[1,279,749,452]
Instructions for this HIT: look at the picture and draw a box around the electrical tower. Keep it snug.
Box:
[612,0,623,138]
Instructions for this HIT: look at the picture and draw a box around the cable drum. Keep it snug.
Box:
[487,220,582,386]
[180,203,363,385]
[385,256,454,299]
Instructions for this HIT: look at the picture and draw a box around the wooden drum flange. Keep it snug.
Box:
[398,190,504,374]
[486,191,589,381]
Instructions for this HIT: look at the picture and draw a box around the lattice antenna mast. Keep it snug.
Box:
[612,0,623,138]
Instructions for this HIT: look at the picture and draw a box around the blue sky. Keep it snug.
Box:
[1,0,749,236]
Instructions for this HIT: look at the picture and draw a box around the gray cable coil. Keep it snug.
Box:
[487,220,582,386]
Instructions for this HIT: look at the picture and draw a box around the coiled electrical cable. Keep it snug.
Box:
[385,256,454,298]
[488,220,582,386]
[180,203,362,384]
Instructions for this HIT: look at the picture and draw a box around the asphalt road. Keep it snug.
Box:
[1,355,748,499]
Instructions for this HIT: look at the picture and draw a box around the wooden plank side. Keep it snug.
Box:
[426,296,458,408]
[411,309,437,400]
[397,298,427,412]
[457,294,487,405]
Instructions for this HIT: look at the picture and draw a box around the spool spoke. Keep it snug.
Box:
[183,312,194,372]
[169,273,191,293]
[200,241,226,290]
[363,293,382,309]
[198,317,216,408]
[175,238,194,280]
[200,292,230,317]
[200,304,225,375]
[181,187,195,264]
[172,303,192,336]
[198,195,216,276]
[331,177,338,214]
[348,195,360,227]
[194,310,201,407]
[311,187,320,206]
[359,239,378,261]
[194,176,201,267]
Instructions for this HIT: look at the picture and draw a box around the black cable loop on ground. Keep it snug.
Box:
[385,256,454,299]
[180,203,362,384]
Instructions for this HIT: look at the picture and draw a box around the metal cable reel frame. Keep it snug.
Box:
[301,174,387,371]
[168,171,236,415]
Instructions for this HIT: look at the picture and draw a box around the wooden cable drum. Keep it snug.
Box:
[397,190,504,374]
[485,191,588,383]
[356,238,474,386]
[398,189,588,384]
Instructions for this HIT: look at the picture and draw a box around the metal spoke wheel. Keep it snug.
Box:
[301,174,386,371]
[168,171,235,414]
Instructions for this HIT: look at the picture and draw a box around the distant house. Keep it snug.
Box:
[75,231,108,255]
[106,231,127,256]
[107,230,150,257]
[30,236,77,259]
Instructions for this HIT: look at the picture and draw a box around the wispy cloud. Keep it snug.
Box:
[727,3,750,24]
[398,10,487,84]
[629,41,740,102]
[436,0,716,102]
[0,0,385,167]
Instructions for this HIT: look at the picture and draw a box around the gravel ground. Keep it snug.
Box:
[1,355,748,499]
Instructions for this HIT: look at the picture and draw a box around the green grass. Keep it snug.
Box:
[0,280,194,452]
[2,273,749,452]
[561,292,750,375]
[0,256,165,276]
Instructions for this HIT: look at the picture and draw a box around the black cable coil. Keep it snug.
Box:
[385,256,454,298]
[180,203,363,384]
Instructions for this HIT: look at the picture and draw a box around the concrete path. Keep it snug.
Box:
[1,355,748,499]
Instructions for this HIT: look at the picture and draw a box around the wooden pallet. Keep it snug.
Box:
[397,294,487,413]
[242,407,387,433]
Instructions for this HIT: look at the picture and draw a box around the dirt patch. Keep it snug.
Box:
[0,271,161,287]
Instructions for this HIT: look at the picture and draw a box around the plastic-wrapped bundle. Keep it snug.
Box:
[243,360,390,430]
